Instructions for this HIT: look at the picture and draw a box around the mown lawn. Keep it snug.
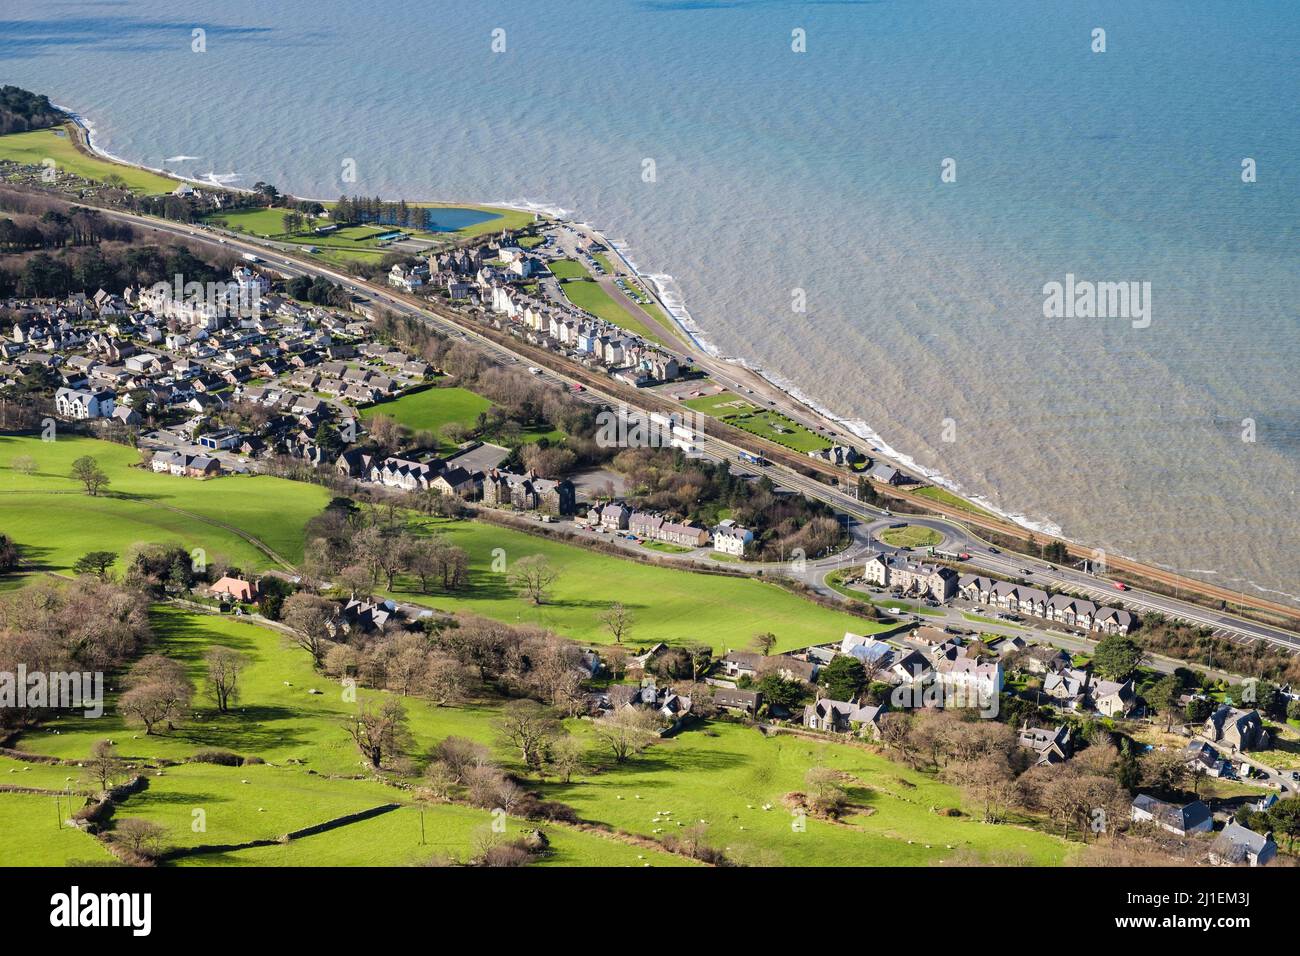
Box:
[0,126,179,194]
[360,387,492,444]
[683,392,831,453]
[360,387,562,451]
[879,525,942,549]
[911,485,999,520]
[398,517,889,653]
[548,259,589,280]
[0,435,330,575]
[559,276,668,346]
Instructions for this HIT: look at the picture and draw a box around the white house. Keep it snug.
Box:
[712,519,753,557]
[55,387,115,420]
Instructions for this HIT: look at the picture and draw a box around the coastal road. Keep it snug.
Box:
[102,208,1300,660]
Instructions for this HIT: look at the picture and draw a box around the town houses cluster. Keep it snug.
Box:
[858,552,1135,636]
[8,263,438,477]
[386,229,685,389]
[339,447,579,517]
[585,500,754,556]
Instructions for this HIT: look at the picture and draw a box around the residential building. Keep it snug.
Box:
[1203,705,1269,751]
[803,698,856,733]
[210,576,258,602]
[1210,824,1277,867]
[934,657,1003,704]
[55,386,115,419]
[1184,741,1230,779]
[1130,795,1214,837]
[1043,668,1089,709]
[712,519,754,557]
[713,688,762,715]
[1091,678,1137,717]
[482,469,576,515]
[1018,724,1073,765]
[862,554,957,602]
[628,511,710,548]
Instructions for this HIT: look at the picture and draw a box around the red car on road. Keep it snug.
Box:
[1113,581,1128,591]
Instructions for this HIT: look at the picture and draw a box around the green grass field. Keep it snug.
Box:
[548,259,590,280]
[0,434,330,576]
[540,721,1071,866]
[879,525,942,549]
[178,803,693,867]
[0,607,686,867]
[683,392,832,453]
[398,517,887,653]
[911,485,999,520]
[15,607,499,771]
[360,387,562,451]
[360,387,491,441]
[0,126,179,194]
[0,794,118,866]
[2,605,1070,867]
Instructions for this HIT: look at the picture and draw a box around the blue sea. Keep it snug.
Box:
[4,0,1298,602]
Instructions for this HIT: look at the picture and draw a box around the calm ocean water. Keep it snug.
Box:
[4,0,1298,602]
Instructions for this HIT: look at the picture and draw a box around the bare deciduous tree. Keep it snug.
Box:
[494,699,561,773]
[70,455,110,496]
[507,554,558,606]
[547,733,586,783]
[86,739,123,793]
[204,646,246,713]
[110,818,168,860]
[599,602,632,644]
[119,655,192,735]
[343,697,411,769]
[591,707,659,764]
[282,592,336,668]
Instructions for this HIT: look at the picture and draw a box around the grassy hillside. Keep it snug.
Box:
[0,434,330,576]
[399,516,889,654]
[542,721,1071,866]
[1,606,1068,867]
[0,607,687,867]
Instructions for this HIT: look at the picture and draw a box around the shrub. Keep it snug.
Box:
[189,749,244,766]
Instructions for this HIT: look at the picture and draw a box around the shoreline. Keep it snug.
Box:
[49,107,1290,608]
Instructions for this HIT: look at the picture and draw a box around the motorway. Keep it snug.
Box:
[102,207,1300,662]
